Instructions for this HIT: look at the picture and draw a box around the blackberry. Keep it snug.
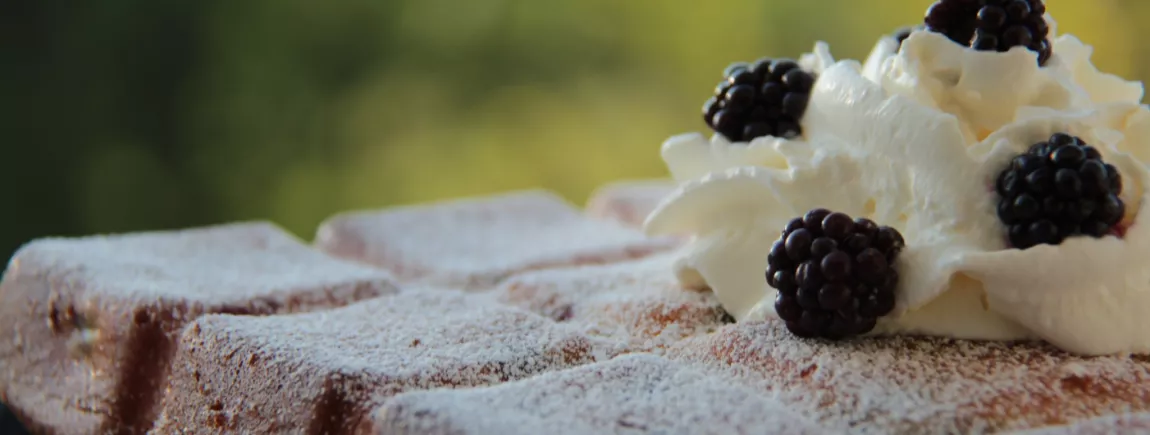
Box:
[767,209,905,340]
[703,58,817,143]
[923,0,1052,66]
[995,133,1126,250]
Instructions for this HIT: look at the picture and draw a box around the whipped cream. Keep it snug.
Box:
[644,21,1150,355]
[864,18,1143,139]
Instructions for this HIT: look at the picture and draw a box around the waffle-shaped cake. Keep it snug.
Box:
[0,184,1144,434]
[5,1,1150,433]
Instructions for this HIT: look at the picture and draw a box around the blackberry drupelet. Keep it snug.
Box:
[767,209,905,339]
[995,133,1126,250]
[924,0,1052,66]
[703,58,817,143]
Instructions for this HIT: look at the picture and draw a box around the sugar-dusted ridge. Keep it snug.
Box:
[496,252,729,354]
[667,320,1150,434]
[368,353,827,435]
[585,179,677,228]
[0,222,398,435]
[152,290,602,434]
[1009,412,1150,434]
[315,190,679,290]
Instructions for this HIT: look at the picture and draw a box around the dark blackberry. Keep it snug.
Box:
[995,133,1126,250]
[923,0,1052,66]
[702,58,818,143]
[767,209,905,340]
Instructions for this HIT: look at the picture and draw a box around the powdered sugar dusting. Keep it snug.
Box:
[314,190,677,289]
[585,179,677,228]
[154,290,601,433]
[370,353,826,435]
[666,320,1150,434]
[6,193,1149,433]
[1009,412,1150,434]
[9,221,399,304]
[496,253,730,354]
[0,222,399,435]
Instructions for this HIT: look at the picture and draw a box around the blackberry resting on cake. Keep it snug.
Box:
[924,0,1052,66]
[995,133,1126,250]
[767,209,905,339]
[703,58,817,143]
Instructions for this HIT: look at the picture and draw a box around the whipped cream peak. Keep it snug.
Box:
[797,41,836,76]
[1054,35,1146,105]
[878,30,1069,137]
[864,16,1142,141]
[659,133,807,182]
[647,17,1150,355]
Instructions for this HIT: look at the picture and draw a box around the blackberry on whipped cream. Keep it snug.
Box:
[648,2,1150,356]
[704,59,816,143]
[924,0,1052,65]
[770,209,903,339]
[996,133,1126,249]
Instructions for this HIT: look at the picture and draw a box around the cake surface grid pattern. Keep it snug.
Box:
[153,291,598,433]
[2,188,1148,434]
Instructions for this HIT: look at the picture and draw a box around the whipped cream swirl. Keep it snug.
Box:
[645,20,1150,355]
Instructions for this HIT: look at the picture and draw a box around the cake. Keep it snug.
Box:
[3,1,1150,433]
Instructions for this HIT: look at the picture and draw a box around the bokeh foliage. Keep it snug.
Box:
[1,0,1146,256]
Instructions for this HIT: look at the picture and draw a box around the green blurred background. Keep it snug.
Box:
[1,0,1146,256]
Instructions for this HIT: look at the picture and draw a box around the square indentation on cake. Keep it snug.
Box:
[496,253,731,353]
[666,320,1150,434]
[152,290,601,434]
[585,179,676,228]
[367,353,824,435]
[0,222,398,435]
[314,190,679,289]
